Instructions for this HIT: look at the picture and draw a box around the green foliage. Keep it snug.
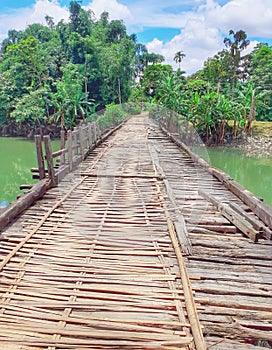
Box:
[141,47,263,143]
[51,63,96,128]
[141,64,173,97]
[94,104,126,130]
[11,88,49,124]
[0,2,138,131]
[1,15,271,141]
[122,103,142,115]
[249,44,272,121]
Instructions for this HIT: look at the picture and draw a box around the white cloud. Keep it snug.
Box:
[84,0,132,21]
[147,17,223,74]
[201,0,272,37]
[0,0,271,74]
[0,0,132,42]
[145,0,272,74]
[0,0,68,42]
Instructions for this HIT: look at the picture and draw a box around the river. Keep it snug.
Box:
[0,137,59,206]
[0,138,271,206]
[194,146,272,206]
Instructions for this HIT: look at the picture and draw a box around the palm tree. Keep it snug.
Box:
[174,51,186,69]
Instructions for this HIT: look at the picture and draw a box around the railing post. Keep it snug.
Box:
[43,135,56,187]
[34,135,45,180]
[79,126,85,160]
[92,123,97,144]
[88,123,93,147]
[60,129,66,165]
[67,130,73,171]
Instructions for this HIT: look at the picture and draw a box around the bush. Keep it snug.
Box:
[122,103,142,115]
[96,104,126,131]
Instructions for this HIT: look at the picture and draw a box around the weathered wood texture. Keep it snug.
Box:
[0,115,205,350]
[0,120,125,234]
[147,118,272,349]
[0,114,271,349]
[160,123,272,233]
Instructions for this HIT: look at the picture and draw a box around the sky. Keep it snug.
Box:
[0,0,271,74]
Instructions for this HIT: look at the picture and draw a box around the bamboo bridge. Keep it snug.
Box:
[0,113,271,349]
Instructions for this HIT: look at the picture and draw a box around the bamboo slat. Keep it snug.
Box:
[0,114,271,350]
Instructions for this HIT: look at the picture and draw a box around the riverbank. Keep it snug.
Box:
[226,121,272,158]
[234,135,272,158]
[0,122,61,139]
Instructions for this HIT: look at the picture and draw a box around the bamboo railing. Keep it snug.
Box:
[0,118,125,232]
[149,108,272,239]
[34,122,101,186]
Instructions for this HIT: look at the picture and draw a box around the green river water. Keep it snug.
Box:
[0,137,59,206]
[194,147,272,206]
[0,137,271,206]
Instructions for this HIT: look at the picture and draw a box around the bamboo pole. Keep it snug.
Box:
[60,129,66,165]
[67,130,73,171]
[0,179,48,232]
[34,135,45,180]
[160,124,272,233]
[79,126,85,160]
[44,135,56,187]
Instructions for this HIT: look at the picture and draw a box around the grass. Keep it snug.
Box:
[251,121,272,137]
[227,120,272,137]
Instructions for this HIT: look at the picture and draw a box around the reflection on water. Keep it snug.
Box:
[0,137,59,204]
[194,146,272,206]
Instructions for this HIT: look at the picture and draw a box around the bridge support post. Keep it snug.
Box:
[44,135,57,187]
[35,135,46,180]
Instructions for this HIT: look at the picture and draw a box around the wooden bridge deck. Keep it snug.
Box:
[0,114,271,349]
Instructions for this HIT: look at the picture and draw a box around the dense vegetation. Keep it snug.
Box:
[0,2,160,136]
[0,2,271,144]
[133,30,272,143]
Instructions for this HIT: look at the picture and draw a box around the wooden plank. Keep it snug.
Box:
[199,190,260,242]
[0,179,48,232]
[229,202,272,240]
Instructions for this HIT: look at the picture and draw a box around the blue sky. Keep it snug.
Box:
[0,0,271,74]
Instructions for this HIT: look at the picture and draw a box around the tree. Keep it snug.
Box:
[174,51,186,70]
[249,43,272,121]
[51,63,95,128]
[4,36,47,89]
[141,64,172,98]
[223,29,250,89]
[106,20,126,43]
[144,52,164,65]
[196,50,232,88]
[0,2,137,133]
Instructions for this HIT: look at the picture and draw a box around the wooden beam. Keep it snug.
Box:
[160,124,272,234]
[0,179,48,232]
[199,190,260,242]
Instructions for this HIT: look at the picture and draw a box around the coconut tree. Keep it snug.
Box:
[174,51,186,69]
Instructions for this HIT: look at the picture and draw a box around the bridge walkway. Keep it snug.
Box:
[0,114,271,349]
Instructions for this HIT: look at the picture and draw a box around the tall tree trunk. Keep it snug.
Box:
[245,89,255,134]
